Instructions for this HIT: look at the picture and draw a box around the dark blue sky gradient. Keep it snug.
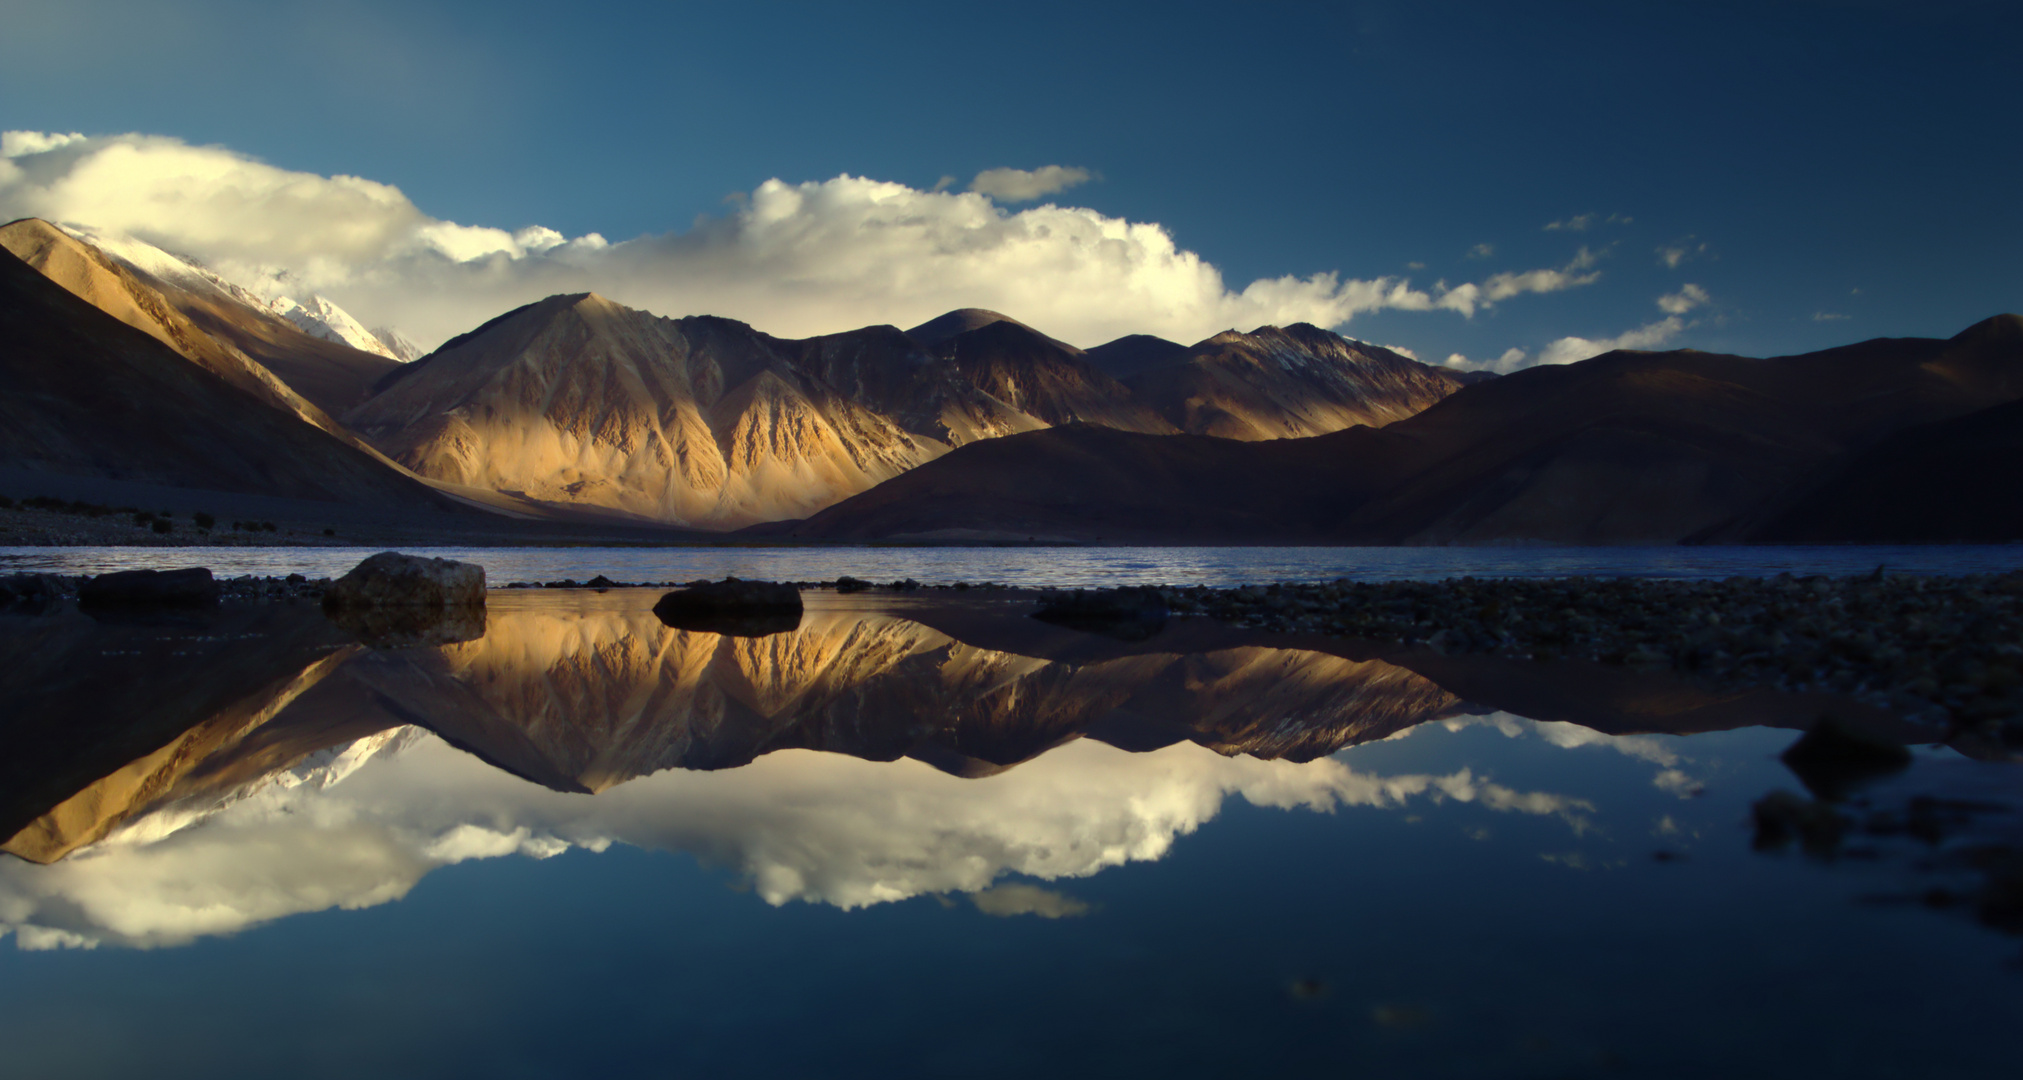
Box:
[0,0,2014,361]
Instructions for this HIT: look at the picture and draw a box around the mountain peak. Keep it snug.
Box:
[904,307,1080,352]
[1952,313,2023,346]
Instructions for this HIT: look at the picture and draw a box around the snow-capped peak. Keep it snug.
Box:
[270,294,401,361]
[369,325,425,362]
[54,223,408,362]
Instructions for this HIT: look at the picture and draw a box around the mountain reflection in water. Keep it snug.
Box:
[0,589,1932,949]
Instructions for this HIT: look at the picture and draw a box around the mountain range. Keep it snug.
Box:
[3,215,2019,542]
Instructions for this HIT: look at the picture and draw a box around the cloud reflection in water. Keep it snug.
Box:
[0,726,1593,950]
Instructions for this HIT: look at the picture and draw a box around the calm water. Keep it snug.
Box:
[3,589,2018,1078]
[5,543,2023,586]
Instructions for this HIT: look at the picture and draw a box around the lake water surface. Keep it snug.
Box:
[6,543,2023,586]
[2,572,2019,1077]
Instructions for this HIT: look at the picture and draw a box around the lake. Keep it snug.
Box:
[6,543,2023,586]
[1,573,2018,1077]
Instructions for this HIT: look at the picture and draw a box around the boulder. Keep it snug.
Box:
[321,553,487,649]
[323,552,486,611]
[0,573,71,613]
[79,567,218,608]
[653,578,803,637]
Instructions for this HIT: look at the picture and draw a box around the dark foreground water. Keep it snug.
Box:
[3,588,2019,1078]
[5,543,2023,587]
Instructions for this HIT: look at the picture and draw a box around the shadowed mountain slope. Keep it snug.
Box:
[1124,323,1477,440]
[0,219,375,446]
[0,245,467,509]
[781,423,1400,542]
[782,318,2023,544]
[0,219,401,418]
[930,320,1177,435]
[904,307,1077,353]
[1746,318,2023,542]
[1085,334,1189,380]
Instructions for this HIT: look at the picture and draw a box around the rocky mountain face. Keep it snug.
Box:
[0,243,465,510]
[4,221,1488,531]
[11,221,406,416]
[1121,323,1479,440]
[1744,316,2023,542]
[344,294,949,528]
[0,219,365,445]
[349,296,1480,528]
[927,318,1177,434]
[784,316,2023,544]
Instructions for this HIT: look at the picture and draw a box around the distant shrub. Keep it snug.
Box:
[134,511,155,526]
[263,521,278,532]
[194,512,215,529]
[323,528,336,536]
[151,519,172,534]
[0,495,13,509]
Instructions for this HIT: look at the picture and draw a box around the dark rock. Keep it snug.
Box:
[1033,587,1169,641]
[1752,789,1849,857]
[653,578,803,637]
[586,575,618,590]
[0,573,69,613]
[79,567,217,609]
[1781,715,1914,800]
[834,576,872,593]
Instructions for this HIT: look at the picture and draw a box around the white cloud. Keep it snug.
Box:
[971,884,1090,918]
[1657,283,1709,315]
[1813,311,1849,322]
[1657,239,1707,269]
[1454,317,1686,375]
[1466,242,1494,259]
[0,130,84,158]
[1546,213,1631,232]
[967,165,1091,203]
[1431,247,1604,319]
[0,131,1599,349]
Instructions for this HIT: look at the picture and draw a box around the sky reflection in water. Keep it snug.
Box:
[0,589,2017,1078]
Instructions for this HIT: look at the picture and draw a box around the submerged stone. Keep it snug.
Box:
[1781,715,1914,800]
[1032,587,1169,641]
[653,578,803,637]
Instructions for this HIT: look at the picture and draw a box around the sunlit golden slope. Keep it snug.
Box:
[343,296,958,527]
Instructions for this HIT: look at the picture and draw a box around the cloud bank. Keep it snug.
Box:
[1,131,1598,349]
[1446,284,1708,375]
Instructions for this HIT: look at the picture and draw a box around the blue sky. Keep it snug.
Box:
[0,0,2015,363]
